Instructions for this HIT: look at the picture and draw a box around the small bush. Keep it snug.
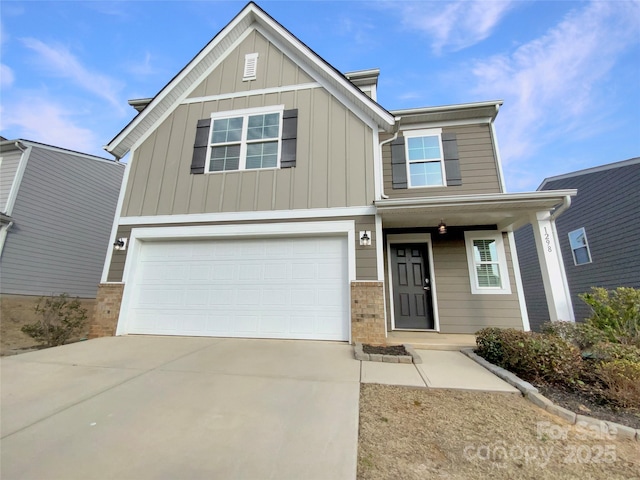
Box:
[579,287,640,346]
[595,360,640,409]
[475,328,506,365]
[541,321,607,350]
[589,342,640,363]
[21,293,88,347]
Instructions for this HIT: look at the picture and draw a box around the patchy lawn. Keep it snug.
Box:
[358,384,640,480]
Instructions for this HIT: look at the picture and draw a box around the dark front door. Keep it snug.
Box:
[390,243,434,329]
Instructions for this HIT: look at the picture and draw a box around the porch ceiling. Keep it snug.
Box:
[375,190,577,230]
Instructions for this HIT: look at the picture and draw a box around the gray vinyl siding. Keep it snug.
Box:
[0,147,124,297]
[516,159,640,326]
[107,216,377,283]
[383,230,523,334]
[382,124,502,198]
[514,224,549,330]
[0,149,24,212]
[120,30,375,218]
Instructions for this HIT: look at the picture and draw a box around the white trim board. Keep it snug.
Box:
[181,83,322,105]
[385,233,440,332]
[118,205,377,226]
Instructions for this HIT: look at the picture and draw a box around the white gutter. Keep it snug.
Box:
[378,116,402,199]
[489,104,507,193]
[550,195,572,220]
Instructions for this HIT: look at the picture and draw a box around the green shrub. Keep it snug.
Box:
[595,360,640,409]
[476,328,583,385]
[589,342,640,363]
[21,293,88,347]
[579,287,640,346]
[475,328,506,365]
[541,321,607,350]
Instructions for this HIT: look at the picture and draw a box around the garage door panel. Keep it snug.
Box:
[123,236,349,341]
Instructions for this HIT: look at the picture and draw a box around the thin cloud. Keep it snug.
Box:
[394,0,516,54]
[470,1,640,167]
[21,38,125,114]
[0,64,14,88]
[126,52,161,77]
[1,96,101,154]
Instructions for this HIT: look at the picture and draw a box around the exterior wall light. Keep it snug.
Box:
[359,231,371,246]
[114,238,128,250]
[438,220,447,235]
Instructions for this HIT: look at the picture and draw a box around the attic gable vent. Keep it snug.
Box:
[243,53,259,81]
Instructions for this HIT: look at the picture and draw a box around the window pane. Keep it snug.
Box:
[574,246,590,265]
[209,145,240,171]
[407,136,440,161]
[409,161,443,186]
[476,264,501,287]
[247,113,280,140]
[246,141,278,169]
[568,229,587,249]
[211,117,243,143]
[473,240,497,262]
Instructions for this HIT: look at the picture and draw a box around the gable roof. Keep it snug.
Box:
[539,157,640,190]
[105,2,395,159]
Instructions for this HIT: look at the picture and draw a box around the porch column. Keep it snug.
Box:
[529,211,575,322]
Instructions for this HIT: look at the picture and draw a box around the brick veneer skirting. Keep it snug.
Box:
[351,281,386,345]
[89,283,124,338]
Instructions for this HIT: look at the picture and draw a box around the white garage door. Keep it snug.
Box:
[122,236,349,341]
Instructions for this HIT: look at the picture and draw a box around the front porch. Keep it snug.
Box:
[386,331,476,351]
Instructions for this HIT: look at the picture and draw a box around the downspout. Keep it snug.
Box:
[550,195,572,220]
[378,116,402,199]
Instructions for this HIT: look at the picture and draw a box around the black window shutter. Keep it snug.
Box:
[281,109,298,168]
[442,132,462,186]
[390,136,408,189]
[191,119,211,174]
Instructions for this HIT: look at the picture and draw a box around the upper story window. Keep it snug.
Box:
[404,129,446,188]
[208,107,283,172]
[568,227,592,265]
[464,231,512,295]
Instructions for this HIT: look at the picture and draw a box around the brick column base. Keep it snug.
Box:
[351,281,386,345]
[89,283,125,338]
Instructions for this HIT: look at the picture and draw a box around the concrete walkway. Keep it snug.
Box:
[360,349,519,393]
[1,336,360,480]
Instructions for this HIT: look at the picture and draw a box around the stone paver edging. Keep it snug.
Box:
[354,342,422,364]
[460,348,639,442]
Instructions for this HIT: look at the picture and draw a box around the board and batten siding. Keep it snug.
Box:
[382,124,501,198]
[107,216,378,283]
[0,147,124,297]
[0,148,24,212]
[384,231,523,334]
[120,30,375,218]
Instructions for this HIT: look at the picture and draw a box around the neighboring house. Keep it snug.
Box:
[515,158,640,331]
[0,139,125,319]
[90,2,576,343]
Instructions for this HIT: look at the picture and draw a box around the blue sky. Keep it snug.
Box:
[1,0,639,191]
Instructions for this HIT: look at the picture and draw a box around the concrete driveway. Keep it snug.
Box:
[1,336,361,480]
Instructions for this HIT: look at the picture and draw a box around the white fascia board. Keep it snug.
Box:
[538,156,640,190]
[119,205,377,226]
[391,100,503,117]
[4,145,31,217]
[399,118,494,130]
[375,190,578,209]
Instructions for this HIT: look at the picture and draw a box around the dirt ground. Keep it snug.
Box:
[358,384,640,480]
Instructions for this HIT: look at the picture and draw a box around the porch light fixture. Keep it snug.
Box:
[359,231,371,246]
[438,220,447,235]
[113,238,128,251]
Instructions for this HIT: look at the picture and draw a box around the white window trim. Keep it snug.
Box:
[206,105,284,174]
[568,227,592,266]
[403,127,447,189]
[464,231,512,295]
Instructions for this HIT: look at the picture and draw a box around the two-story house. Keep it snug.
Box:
[90,2,575,344]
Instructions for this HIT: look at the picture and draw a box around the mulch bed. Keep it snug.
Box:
[536,383,640,429]
[362,344,408,356]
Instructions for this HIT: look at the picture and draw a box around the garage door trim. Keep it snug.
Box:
[116,221,356,340]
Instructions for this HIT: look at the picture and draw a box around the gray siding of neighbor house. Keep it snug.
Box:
[120,30,375,218]
[514,223,549,330]
[107,216,378,283]
[516,159,640,329]
[0,148,24,212]
[0,146,124,297]
[381,124,502,198]
[384,231,523,334]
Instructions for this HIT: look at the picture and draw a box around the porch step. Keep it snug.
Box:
[386,332,476,351]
